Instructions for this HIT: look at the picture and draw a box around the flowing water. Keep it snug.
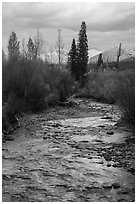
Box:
[2,99,135,202]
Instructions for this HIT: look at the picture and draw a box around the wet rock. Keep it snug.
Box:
[117,198,129,202]
[3,174,12,180]
[125,137,135,144]
[95,139,103,143]
[107,163,111,167]
[93,182,102,189]
[102,182,112,189]
[129,166,135,174]
[51,123,62,127]
[101,116,112,120]
[98,160,104,164]
[116,151,122,156]
[81,140,89,143]
[103,154,112,161]
[106,131,114,135]
[118,188,128,194]
[112,182,121,188]
[87,155,93,159]
[4,136,14,141]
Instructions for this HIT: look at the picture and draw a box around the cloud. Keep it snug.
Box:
[2,2,135,52]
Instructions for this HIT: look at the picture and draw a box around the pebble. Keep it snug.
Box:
[102,182,112,189]
[112,182,121,188]
[112,163,120,168]
[118,188,128,194]
[129,166,135,174]
[101,116,112,120]
[5,136,14,141]
[107,163,111,167]
[116,151,122,156]
[104,154,112,161]
[98,160,104,164]
[106,131,114,135]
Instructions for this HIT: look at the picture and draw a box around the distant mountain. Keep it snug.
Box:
[88,48,102,58]
[89,46,135,63]
[46,48,102,64]
[45,46,135,64]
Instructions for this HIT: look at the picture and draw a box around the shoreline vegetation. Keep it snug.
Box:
[2,24,135,134]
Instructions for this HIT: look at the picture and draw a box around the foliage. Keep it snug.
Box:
[77,70,117,104]
[3,32,76,116]
[7,31,20,60]
[116,70,135,124]
[42,65,76,103]
[78,67,135,124]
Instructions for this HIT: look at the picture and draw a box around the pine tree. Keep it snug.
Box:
[8,31,20,60]
[77,21,88,86]
[68,38,78,80]
[27,37,35,60]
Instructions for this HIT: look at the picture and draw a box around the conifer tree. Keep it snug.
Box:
[8,31,20,60]
[68,38,78,80]
[77,21,88,86]
[27,37,35,60]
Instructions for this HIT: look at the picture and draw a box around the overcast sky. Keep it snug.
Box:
[2,2,135,53]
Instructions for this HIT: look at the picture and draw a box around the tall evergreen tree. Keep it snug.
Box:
[8,31,20,60]
[27,37,35,60]
[77,21,88,86]
[68,38,78,80]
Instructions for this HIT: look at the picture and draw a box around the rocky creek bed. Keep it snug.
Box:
[2,98,135,202]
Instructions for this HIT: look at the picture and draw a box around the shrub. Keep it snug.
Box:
[79,70,117,103]
[116,70,135,124]
[2,93,23,133]
[26,72,49,112]
[42,65,76,103]
[80,68,135,125]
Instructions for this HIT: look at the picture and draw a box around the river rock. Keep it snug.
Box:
[102,182,112,189]
[129,166,135,174]
[118,188,128,194]
[112,162,119,168]
[116,151,122,156]
[5,136,14,141]
[101,116,112,120]
[106,131,114,135]
[112,182,121,188]
[107,163,111,167]
[103,154,112,161]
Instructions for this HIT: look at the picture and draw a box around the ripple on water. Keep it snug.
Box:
[58,116,116,128]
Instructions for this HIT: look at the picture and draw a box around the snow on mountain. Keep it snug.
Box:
[46,48,102,64]
[45,46,134,64]
[89,46,135,63]
[88,48,102,58]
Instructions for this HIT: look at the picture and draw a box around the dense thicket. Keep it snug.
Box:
[2,31,76,132]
